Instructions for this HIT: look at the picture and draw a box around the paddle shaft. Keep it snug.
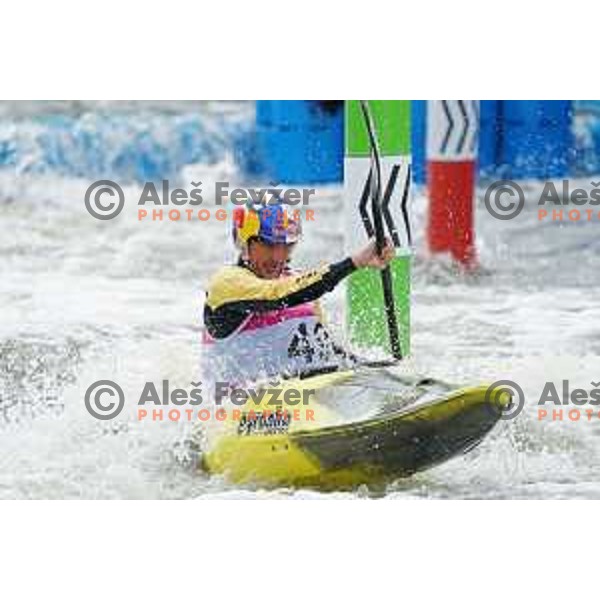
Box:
[359,101,403,360]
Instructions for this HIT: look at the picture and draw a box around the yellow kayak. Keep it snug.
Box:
[195,368,508,490]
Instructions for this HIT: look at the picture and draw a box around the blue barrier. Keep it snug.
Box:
[255,101,344,184]
[1,101,585,185]
[411,100,574,182]
[572,101,600,175]
[500,101,573,179]
[410,101,427,185]
[478,101,501,178]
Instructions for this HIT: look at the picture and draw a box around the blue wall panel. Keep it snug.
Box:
[255,101,344,184]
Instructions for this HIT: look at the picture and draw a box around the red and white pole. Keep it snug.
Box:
[426,100,479,268]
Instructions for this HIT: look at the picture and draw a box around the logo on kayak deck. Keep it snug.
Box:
[237,410,291,436]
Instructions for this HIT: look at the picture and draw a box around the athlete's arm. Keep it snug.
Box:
[204,238,394,339]
[204,258,356,339]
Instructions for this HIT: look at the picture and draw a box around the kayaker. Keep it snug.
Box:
[202,195,394,384]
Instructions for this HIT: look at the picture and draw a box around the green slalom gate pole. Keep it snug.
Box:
[359,100,402,359]
[344,100,412,358]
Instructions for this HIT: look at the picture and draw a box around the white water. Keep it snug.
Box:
[1,102,599,499]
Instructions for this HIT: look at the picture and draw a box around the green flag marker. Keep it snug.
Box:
[344,100,411,356]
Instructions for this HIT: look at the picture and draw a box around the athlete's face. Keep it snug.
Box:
[246,240,294,279]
